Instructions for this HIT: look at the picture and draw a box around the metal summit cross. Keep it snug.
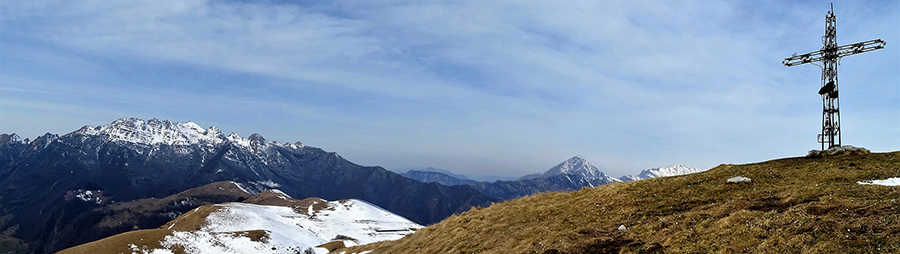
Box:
[783,4,885,150]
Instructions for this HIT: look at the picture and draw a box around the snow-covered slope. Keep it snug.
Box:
[619,164,704,182]
[521,156,622,183]
[86,191,422,254]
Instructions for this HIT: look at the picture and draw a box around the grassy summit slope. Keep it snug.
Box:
[345,151,900,254]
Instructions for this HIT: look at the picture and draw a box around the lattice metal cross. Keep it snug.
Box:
[783,4,885,150]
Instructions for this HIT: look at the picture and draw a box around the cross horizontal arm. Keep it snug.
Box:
[782,39,885,67]
[837,39,886,58]
[783,50,826,67]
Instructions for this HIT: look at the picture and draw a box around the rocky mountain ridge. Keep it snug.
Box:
[404,157,703,201]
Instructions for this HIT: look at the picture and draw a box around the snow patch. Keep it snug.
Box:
[162,231,323,254]
[858,177,900,186]
[230,182,252,195]
[74,189,103,204]
[270,189,292,199]
[257,180,280,188]
[129,243,174,254]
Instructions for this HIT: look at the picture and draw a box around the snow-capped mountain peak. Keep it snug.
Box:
[547,156,593,175]
[73,118,227,146]
[0,133,24,146]
[619,164,705,182]
[522,156,620,183]
[206,126,223,137]
[547,156,606,179]
[638,164,703,179]
[226,132,251,147]
[64,118,303,151]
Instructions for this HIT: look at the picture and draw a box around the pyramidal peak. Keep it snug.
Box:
[523,156,615,181]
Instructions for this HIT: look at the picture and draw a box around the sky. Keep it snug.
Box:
[1,0,898,179]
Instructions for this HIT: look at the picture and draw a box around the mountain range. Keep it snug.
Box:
[0,118,494,253]
[403,156,703,200]
[401,169,479,186]
[0,118,704,253]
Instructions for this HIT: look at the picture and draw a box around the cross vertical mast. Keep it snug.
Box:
[820,4,839,150]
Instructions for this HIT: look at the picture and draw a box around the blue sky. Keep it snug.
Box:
[1,0,897,179]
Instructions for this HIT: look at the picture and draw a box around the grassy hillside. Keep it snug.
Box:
[57,204,223,254]
[343,151,900,254]
[46,181,251,253]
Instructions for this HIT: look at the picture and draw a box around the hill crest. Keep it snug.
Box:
[344,151,900,253]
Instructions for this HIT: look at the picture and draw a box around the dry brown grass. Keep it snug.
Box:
[343,151,900,254]
[55,228,172,254]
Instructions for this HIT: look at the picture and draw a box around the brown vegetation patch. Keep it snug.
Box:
[56,228,172,254]
[96,181,250,229]
[242,190,301,207]
[317,240,346,252]
[572,232,635,254]
[163,204,224,232]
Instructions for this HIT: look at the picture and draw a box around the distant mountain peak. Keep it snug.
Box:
[619,164,704,182]
[522,156,619,182]
[69,117,225,146]
[0,133,24,146]
[638,164,702,179]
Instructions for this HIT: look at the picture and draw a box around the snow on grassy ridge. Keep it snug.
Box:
[857,177,900,186]
[298,199,422,243]
[143,198,421,254]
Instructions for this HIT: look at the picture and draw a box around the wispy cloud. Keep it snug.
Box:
[1,0,897,176]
